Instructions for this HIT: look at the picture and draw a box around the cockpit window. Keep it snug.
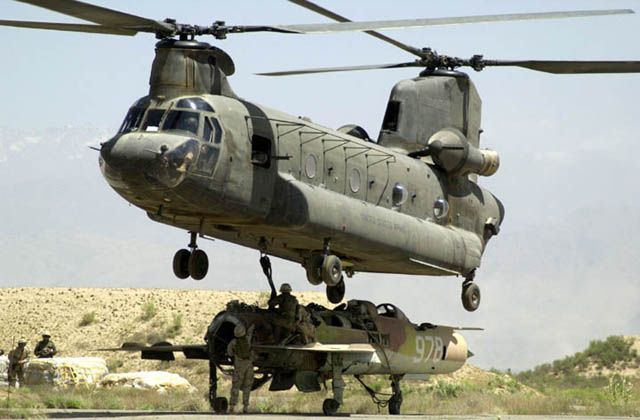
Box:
[142,109,165,132]
[119,106,146,133]
[203,118,213,143]
[176,97,214,112]
[211,118,223,144]
[162,110,200,136]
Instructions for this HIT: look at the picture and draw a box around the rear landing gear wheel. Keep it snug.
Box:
[461,281,481,312]
[212,396,228,414]
[322,398,340,416]
[322,254,342,286]
[172,249,190,279]
[306,255,324,285]
[189,249,209,280]
[326,278,345,304]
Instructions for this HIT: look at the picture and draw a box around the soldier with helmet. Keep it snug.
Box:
[34,331,57,358]
[8,339,29,387]
[268,283,299,324]
[227,323,255,414]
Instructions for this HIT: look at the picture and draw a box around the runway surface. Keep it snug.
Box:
[21,410,638,420]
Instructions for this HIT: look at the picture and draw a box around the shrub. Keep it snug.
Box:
[78,311,97,326]
[140,301,158,321]
[165,313,183,338]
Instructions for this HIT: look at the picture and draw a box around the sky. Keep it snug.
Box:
[0,0,639,371]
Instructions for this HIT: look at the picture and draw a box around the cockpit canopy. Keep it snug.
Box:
[118,96,223,144]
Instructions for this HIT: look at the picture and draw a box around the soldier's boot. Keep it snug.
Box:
[228,405,235,414]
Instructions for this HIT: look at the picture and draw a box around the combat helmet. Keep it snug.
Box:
[18,338,27,345]
[42,331,51,337]
[234,324,246,337]
[279,283,292,293]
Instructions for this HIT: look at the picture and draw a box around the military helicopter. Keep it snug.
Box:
[3,1,640,310]
[108,297,477,415]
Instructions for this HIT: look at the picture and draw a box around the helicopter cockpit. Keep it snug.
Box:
[118,97,223,145]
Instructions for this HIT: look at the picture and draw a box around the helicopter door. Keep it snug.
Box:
[244,107,277,216]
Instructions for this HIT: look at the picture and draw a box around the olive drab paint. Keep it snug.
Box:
[100,39,504,288]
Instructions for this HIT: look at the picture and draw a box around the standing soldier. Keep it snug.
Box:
[34,332,57,358]
[8,339,29,388]
[227,324,254,414]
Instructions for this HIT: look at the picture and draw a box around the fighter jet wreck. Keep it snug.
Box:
[108,298,478,415]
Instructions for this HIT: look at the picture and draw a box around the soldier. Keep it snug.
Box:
[34,331,57,358]
[227,324,254,414]
[296,305,316,344]
[268,283,298,324]
[8,339,29,388]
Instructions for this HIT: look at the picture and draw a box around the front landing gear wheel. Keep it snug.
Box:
[172,249,190,279]
[326,278,345,304]
[212,396,228,414]
[322,254,342,286]
[461,282,481,311]
[388,394,402,415]
[322,398,340,415]
[189,249,209,280]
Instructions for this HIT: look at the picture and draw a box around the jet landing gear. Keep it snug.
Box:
[305,240,346,304]
[461,270,481,312]
[172,232,209,280]
[355,374,404,415]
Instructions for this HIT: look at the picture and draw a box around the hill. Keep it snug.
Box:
[0,288,637,416]
[516,335,640,386]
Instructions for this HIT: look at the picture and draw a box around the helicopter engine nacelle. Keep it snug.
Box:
[428,128,499,177]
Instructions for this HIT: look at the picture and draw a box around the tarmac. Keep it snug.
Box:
[13,411,638,419]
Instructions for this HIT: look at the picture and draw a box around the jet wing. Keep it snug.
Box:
[99,343,208,361]
[254,342,376,353]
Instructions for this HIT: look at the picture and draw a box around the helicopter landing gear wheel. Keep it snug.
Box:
[305,255,324,285]
[189,249,209,280]
[322,254,342,286]
[461,281,481,312]
[326,277,345,304]
[322,398,340,416]
[172,249,191,279]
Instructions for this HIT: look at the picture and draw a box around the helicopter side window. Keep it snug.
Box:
[162,110,200,137]
[203,118,213,142]
[142,109,166,132]
[211,118,223,144]
[251,135,271,168]
[119,106,146,133]
[176,97,214,112]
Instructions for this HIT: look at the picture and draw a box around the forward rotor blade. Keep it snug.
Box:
[274,9,634,34]
[257,62,420,76]
[0,19,136,35]
[288,0,423,57]
[487,60,640,74]
[14,0,171,34]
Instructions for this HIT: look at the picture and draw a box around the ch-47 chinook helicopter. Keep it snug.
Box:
[3,1,640,310]
[108,298,478,415]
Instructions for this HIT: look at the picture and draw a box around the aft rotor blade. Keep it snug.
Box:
[257,61,420,76]
[288,0,423,57]
[0,19,136,35]
[274,9,634,34]
[487,60,640,74]
[14,0,171,34]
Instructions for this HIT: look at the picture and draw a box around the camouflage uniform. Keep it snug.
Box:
[268,285,299,324]
[8,341,29,387]
[296,305,316,344]
[34,336,57,358]
[227,325,253,413]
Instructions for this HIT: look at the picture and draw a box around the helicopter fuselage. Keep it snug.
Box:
[100,92,503,278]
